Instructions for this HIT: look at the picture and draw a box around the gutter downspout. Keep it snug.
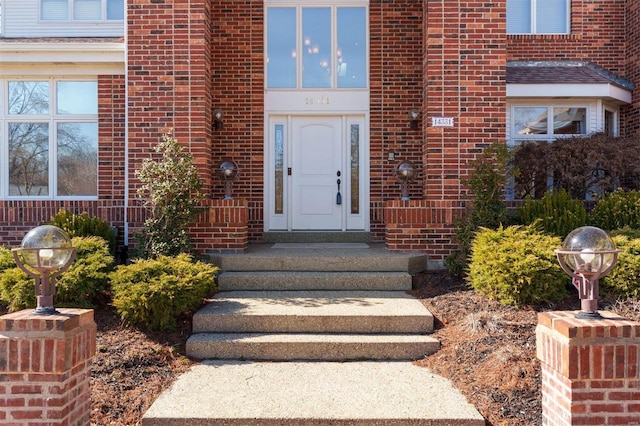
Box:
[123,2,130,251]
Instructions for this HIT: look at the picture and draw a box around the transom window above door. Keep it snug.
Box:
[266,3,368,90]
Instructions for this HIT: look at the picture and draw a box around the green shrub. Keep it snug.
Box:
[0,236,114,311]
[446,142,511,276]
[134,132,205,258]
[56,236,115,307]
[110,254,218,331]
[517,189,587,237]
[467,224,567,307]
[601,235,640,299]
[48,208,116,252]
[591,190,640,231]
[0,247,15,272]
[610,226,640,240]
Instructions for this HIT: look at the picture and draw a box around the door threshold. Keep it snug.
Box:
[263,231,371,244]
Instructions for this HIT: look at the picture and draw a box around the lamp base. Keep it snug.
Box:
[575,311,603,320]
[32,306,59,316]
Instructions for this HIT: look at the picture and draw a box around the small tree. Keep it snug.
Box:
[135,131,204,258]
[445,142,511,276]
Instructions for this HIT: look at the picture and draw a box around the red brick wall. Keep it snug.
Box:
[127,0,214,237]
[507,0,627,75]
[626,1,640,138]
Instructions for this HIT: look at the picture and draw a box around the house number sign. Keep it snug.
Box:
[431,117,455,127]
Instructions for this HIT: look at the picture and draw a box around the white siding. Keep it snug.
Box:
[3,0,123,38]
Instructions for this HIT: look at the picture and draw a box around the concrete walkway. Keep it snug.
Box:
[142,361,485,425]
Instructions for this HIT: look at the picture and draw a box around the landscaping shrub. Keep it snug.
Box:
[134,132,205,258]
[0,236,114,311]
[0,247,15,272]
[467,224,567,307]
[590,190,640,231]
[48,208,116,252]
[110,254,218,331]
[601,235,640,300]
[517,189,587,237]
[445,142,511,276]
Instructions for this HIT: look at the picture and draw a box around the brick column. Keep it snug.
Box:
[536,311,640,425]
[194,199,248,253]
[0,309,96,425]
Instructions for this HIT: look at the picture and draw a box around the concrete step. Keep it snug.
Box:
[209,243,428,274]
[186,333,440,361]
[217,271,412,291]
[192,291,433,334]
[142,361,486,425]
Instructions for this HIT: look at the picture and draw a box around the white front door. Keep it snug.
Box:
[291,116,343,230]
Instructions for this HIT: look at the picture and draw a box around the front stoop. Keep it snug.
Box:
[144,244,485,425]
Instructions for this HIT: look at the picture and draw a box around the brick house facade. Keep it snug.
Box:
[0,0,638,266]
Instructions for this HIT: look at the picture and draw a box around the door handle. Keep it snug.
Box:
[336,178,342,205]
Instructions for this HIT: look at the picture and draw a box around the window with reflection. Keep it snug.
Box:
[266,3,367,90]
[509,104,588,200]
[274,124,285,214]
[2,79,98,198]
[350,124,360,214]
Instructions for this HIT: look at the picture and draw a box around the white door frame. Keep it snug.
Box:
[264,92,370,232]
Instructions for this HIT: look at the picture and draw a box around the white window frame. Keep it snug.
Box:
[0,78,99,201]
[40,0,124,22]
[507,0,570,35]
[506,101,595,200]
[265,0,369,91]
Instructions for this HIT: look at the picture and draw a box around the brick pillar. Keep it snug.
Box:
[0,309,96,425]
[536,311,640,425]
[194,199,248,253]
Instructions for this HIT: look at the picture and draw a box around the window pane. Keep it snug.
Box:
[8,81,50,115]
[107,0,124,20]
[507,0,531,34]
[350,124,360,214]
[41,0,68,20]
[57,123,98,196]
[74,0,101,20]
[274,124,284,214]
[302,7,332,89]
[514,107,548,135]
[536,0,567,34]
[553,107,586,135]
[57,81,98,115]
[9,123,50,196]
[267,8,297,89]
[337,8,367,89]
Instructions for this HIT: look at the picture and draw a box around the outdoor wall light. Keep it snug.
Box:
[395,161,418,201]
[556,226,620,320]
[408,110,420,130]
[218,160,239,200]
[213,109,224,131]
[12,225,76,315]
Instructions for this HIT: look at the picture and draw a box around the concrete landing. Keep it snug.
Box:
[142,361,485,425]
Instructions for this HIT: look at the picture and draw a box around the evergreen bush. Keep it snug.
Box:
[601,235,640,300]
[110,254,218,331]
[467,224,567,307]
[517,189,587,237]
[134,132,205,258]
[0,247,15,272]
[590,190,640,231]
[48,208,116,252]
[0,236,114,311]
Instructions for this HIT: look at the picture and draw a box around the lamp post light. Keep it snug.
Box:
[12,225,76,315]
[395,161,417,201]
[218,160,239,200]
[555,226,619,320]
